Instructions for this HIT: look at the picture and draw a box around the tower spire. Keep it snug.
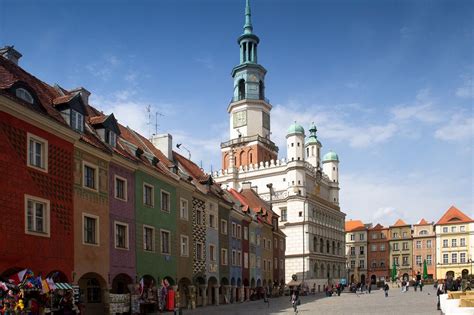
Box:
[244,0,253,34]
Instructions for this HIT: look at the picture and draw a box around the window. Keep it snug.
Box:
[402,256,409,266]
[461,238,466,247]
[274,258,278,269]
[209,214,216,228]
[380,244,386,251]
[143,184,154,206]
[350,234,355,241]
[443,239,448,248]
[143,226,154,252]
[443,227,448,233]
[86,278,101,303]
[83,214,99,245]
[402,232,407,238]
[280,208,287,221]
[83,163,98,190]
[392,232,398,239]
[416,240,422,249]
[274,237,278,249]
[256,257,261,268]
[232,250,236,265]
[371,244,377,252]
[105,130,116,147]
[280,239,284,251]
[350,260,355,269]
[372,260,377,268]
[209,244,216,261]
[452,253,457,263]
[359,233,364,241]
[402,242,408,250]
[427,255,432,265]
[25,196,50,236]
[27,134,48,171]
[115,222,129,249]
[359,260,364,269]
[244,252,249,268]
[426,240,432,248]
[280,259,284,270]
[221,248,228,265]
[71,110,84,132]
[350,247,355,255]
[460,253,466,263]
[371,233,377,239]
[381,232,386,239]
[16,88,34,104]
[196,242,203,260]
[419,230,428,236]
[180,235,189,256]
[460,226,466,232]
[160,190,170,212]
[180,199,189,220]
[393,257,399,265]
[232,222,236,237]
[160,230,170,254]
[393,243,399,251]
[415,255,422,265]
[114,176,127,201]
[380,261,385,267]
[196,209,203,225]
[452,239,457,247]
[244,226,249,240]
[221,219,228,234]
[237,251,242,266]
[451,226,456,233]
[443,254,448,264]
[256,234,261,246]
[359,246,364,255]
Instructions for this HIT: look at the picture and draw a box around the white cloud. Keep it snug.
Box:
[390,89,442,123]
[86,54,121,81]
[194,55,215,70]
[435,114,474,141]
[455,74,473,99]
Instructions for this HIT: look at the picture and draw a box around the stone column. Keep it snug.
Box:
[239,286,244,302]
[232,286,237,303]
[244,286,249,301]
[189,285,196,309]
[201,285,207,306]
[224,285,231,304]
[214,285,219,306]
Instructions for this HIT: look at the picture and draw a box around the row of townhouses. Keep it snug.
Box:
[345,206,474,285]
[0,45,285,314]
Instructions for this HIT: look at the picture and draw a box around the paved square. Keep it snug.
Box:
[184,286,440,314]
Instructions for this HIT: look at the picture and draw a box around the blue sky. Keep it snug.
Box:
[1,0,472,225]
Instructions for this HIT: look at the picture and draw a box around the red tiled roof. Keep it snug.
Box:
[345,220,365,232]
[391,219,409,227]
[52,93,75,106]
[415,218,429,226]
[436,206,473,225]
[227,188,273,224]
[89,115,108,125]
[369,223,386,230]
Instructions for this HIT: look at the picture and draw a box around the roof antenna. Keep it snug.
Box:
[146,105,151,137]
[176,143,191,160]
[154,111,164,135]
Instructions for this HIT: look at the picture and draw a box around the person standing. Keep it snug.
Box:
[437,280,445,311]
[383,282,389,297]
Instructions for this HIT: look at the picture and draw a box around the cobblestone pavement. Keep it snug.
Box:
[181,287,440,315]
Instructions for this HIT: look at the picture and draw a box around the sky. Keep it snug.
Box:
[0,0,472,226]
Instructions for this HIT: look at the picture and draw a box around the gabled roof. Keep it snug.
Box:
[436,206,473,225]
[345,220,365,232]
[369,223,386,230]
[414,218,430,226]
[391,219,409,227]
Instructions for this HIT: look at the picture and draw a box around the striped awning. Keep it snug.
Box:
[54,283,73,290]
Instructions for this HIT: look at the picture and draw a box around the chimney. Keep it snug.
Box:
[70,87,91,106]
[241,182,252,190]
[150,133,173,161]
[0,46,22,65]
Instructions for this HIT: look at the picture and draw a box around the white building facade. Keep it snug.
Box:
[214,0,346,290]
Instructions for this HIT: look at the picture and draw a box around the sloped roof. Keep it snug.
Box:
[391,219,409,227]
[227,188,273,225]
[369,223,386,230]
[415,218,430,226]
[345,220,365,232]
[436,206,473,225]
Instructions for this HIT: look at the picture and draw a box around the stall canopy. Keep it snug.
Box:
[54,283,73,290]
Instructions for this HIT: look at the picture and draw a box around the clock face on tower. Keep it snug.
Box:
[233,110,247,128]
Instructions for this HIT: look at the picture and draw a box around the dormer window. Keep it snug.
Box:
[71,110,84,132]
[105,130,116,147]
[16,88,34,104]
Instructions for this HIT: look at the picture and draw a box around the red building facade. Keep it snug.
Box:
[367,224,390,284]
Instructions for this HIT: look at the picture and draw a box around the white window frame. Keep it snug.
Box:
[237,250,242,267]
[196,242,204,261]
[160,229,171,255]
[232,222,236,238]
[443,239,448,248]
[237,224,242,239]
[16,88,34,104]
[114,221,129,250]
[160,189,171,213]
[452,238,457,247]
[427,255,432,265]
[232,250,236,265]
[461,238,466,247]
[180,198,189,221]
[180,235,189,257]
[82,213,100,246]
[244,252,249,269]
[209,244,216,262]
[460,252,466,263]
[71,109,84,132]
[82,161,99,191]
[27,133,48,172]
[114,175,127,201]
[244,226,249,240]
[143,225,155,252]
[426,240,432,248]
[443,253,448,264]
[209,214,216,228]
[452,253,457,263]
[221,219,228,235]
[443,227,448,233]
[24,195,50,237]
[143,183,154,207]
[221,248,228,265]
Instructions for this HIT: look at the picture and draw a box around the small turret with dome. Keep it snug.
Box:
[323,150,339,162]
[305,122,322,168]
[323,150,339,182]
[286,121,305,162]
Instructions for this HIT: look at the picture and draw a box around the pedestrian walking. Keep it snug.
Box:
[436,280,445,311]
[291,289,300,314]
[383,282,389,297]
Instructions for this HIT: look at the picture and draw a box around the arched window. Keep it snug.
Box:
[238,79,245,100]
[320,238,323,253]
[259,80,265,100]
[313,237,317,252]
[239,151,245,166]
[16,88,34,104]
[326,240,330,253]
[419,230,428,236]
[332,241,335,255]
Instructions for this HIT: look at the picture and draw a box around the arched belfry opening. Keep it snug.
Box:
[259,80,264,100]
[238,79,245,100]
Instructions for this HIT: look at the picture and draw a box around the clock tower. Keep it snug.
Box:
[221,0,278,170]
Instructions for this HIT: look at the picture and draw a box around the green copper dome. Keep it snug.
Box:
[306,122,318,145]
[287,122,305,135]
[323,151,339,162]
